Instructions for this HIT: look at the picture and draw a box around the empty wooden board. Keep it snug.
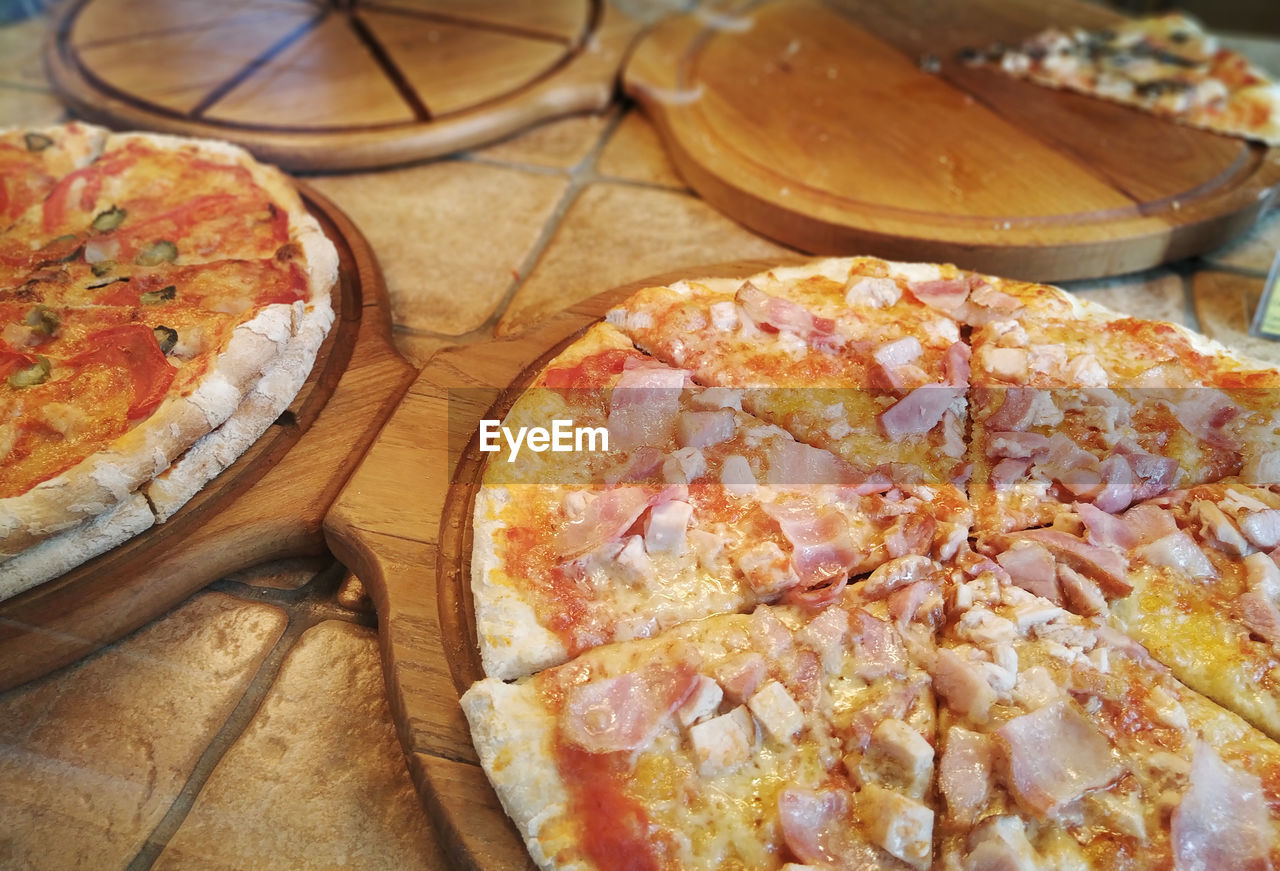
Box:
[623,0,1280,281]
[45,0,644,171]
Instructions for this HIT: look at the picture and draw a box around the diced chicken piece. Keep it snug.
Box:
[615,535,655,584]
[796,605,850,674]
[996,541,1061,603]
[1136,532,1217,580]
[1241,448,1280,486]
[713,651,768,704]
[866,718,934,793]
[863,554,940,600]
[747,680,805,742]
[676,674,724,727]
[644,499,692,554]
[40,402,91,438]
[957,609,1018,648]
[1027,343,1067,376]
[845,276,902,308]
[888,581,938,628]
[1087,789,1147,841]
[1245,551,1280,601]
[1011,665,1061,710]
[1009,598,1067,634]
[964,816,1039,871]
[933,648,997,724]
[663,446,707,484]
[1147,684,1189,730]
[875,336,924,368]
[678,410,736,449]
[1193,499,1249,557]
[1057,564,1107,616]
[984,347,1028,381]
[939,727,994,827]
[1239,508,1280,551]
[720,454,757,495]
[687,528,725,571]
[689,386,743,411]
[736,541,801,596]
[1066,354,1108,386]
[709,299,739,331]
[996,700,1123,815]
[688,706,755,775]
[561,489,588,522]
[858,783,933,870]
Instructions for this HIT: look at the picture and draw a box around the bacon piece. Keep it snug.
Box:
[944,341,971,387]
[1172,742,1272,871]
[995,540,1060,603]
[1076,501,1138,550]
[1194,500,1249,557]
[1164,388,1242,451]
[606,362,687,449]
[1235,591,1280,646]
[556,486,679,558]
[1092,454,1136,513]
[888,581,936,627]
[906,276,971,313]
[778,787,860,866]
[884,513,936,559]
[996,700,1122,815]
[765,439,870,488]
[735,282,839,348]
[991,457,1032,490]
[1013,529,1131,595]
[561,661,698,753]
[797,606,850,674]
[762,498,860,588]
[1112,440,1179,503]
[852,609,908,680]
[713,651,768,705]
[938,726,994,827]
[1123,502,1180,546]
[878,386,962,439]
[933,648,996,724]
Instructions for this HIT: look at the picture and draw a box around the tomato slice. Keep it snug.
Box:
[67,324,175,420]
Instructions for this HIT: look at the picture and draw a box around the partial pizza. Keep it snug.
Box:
[0,122,337,599]
[464,255,1280,870]
[962,12,1280,145]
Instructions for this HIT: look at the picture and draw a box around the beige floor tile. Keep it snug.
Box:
[0,86,68,127]
[1200,209,1280,275]
[475,111,611,170]
[0,17,50,85]
[308,162,568,337]
[1058,268,1190,326]
[1192,269,1280,365]
[153,621,442,871]
[596,108,686,188]
[223,556,331,592]
[0,593,286,871]
[497,183,794,335]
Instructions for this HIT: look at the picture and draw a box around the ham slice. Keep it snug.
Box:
[677,409,736,449]
[735,282,839,349]
[765,439,871,488]
[1123,502,1180,547]
[906,277,972,313]
[1172,741,1272,871]
[938,726,994,826]
[607,362,687,449]
[944,341,971,387]
[878,386,962,439]
[1076,501,1137,550]
[990,457,1032,490]
[778,787,880,867]
[1013,529,1132,595]
[996,700,1122,815]
[561,661,698,753]
[556,485,682,558]
[762,498,860,588]
[1235,591,1280,646]
[996,540,1061,603]
[852,609,909,680]
[985,388,1037,431]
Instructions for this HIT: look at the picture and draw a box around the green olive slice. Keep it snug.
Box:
[8,356,50,388]
[91,206,127,232]
[135,240,178,266]
[139,285,177,305]
[24,132,53,152]
[23,305,60,336]
[153,326,178,355]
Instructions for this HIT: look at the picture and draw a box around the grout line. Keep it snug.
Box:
[123,562,365,870]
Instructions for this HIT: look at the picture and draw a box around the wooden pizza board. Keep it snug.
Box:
[0,184,417,692]
[44,0,644,172]
[323,262,777,870]
[622,0,1280,281]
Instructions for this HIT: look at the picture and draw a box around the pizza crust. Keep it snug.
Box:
[0,492,153,601]
[459,678,578,871]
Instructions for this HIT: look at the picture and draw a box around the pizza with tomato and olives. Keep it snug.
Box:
[463,255,1280,871]
[0,122,336,598]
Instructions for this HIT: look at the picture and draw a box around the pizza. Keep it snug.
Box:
[462,255,1280,870]
[0,122,337,599]
[961,12,1280,145]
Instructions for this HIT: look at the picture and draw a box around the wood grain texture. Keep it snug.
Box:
[324,262,781,870]
[44,0,642,171]
[0,185,416,692]
[622,0,1280,281]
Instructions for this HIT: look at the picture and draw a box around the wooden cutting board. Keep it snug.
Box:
[0,185,416,692]
[623,0,1280,281]
[323,263,775,870]
[45,0,643,171]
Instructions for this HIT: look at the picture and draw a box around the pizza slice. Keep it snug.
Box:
[964,12,1280,145]
[984,480,1280,742]
[473,323,967,679]
[966,275,1280,537]
[929,561,1280,869]
[462,576,945,871]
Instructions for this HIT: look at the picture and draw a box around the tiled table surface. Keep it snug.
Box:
[3,8,1280,870]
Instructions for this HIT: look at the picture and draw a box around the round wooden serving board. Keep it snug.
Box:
[45,0,644,172]
[623,0,1280,281]
[323,262,777,870]
[0,184,416,692]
